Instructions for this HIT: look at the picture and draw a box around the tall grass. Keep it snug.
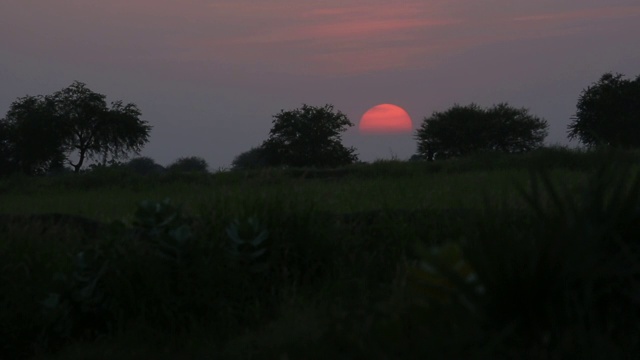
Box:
[1,147,639,359]
[0,167,588,218]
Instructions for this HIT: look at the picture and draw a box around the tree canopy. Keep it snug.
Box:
[0,81,151,175]
[0,95,66,175]
[51,81,151,172]
[167,156,209,173]
[125,157,166,176]
[567,72,640,148]
[415,103,548,160]
[261,104,358,168]
[231,146,270,170]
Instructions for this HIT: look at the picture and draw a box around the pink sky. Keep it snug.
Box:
[1,0,639,167]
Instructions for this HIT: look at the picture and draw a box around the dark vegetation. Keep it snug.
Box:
[2,148,640,359]
[0,81,151,175]
[415,103,548,160]
[259,104,359,168]
[1,72,640,358]
[122,156,165,176]
[568,72,640,148]
[231,146,271,170]
[166,156,209,173]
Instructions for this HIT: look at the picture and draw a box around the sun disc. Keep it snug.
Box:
[359,104,412,133]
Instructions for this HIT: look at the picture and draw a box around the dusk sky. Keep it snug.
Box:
[1,1,639,169]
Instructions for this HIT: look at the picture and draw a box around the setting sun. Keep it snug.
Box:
[359,104,413,133]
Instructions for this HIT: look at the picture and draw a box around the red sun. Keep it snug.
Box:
[359,104,412,133]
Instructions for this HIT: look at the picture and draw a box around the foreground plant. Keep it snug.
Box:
[225,217,269,274]
[408,242,484,313]
[403,159,640,357]
[131,198,193,263]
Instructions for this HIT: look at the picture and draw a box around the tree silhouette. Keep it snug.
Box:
[568,72,640,148]
[167,156,209,173]
[231,147,270,170]
[126,157,165,175]
[261,104,358,167]
[415,103,548,159]
[0,81,152,174]
[0,121,12,174]
[51,81,151,172]
[0,95,66,175]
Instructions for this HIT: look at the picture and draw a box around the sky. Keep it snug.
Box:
[1,0,639,169]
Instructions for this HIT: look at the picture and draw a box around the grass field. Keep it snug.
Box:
[0,157,592,218]
[1,147,639,359]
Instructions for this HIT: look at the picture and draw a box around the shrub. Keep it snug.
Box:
[231,147,270,170]
[167,156,208,173]
[125,157,165,175]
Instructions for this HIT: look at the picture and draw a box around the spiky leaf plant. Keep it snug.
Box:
[407,158,640,356]
[131,198,193,264]
[225,217,269,274]
[40,247,113,352]
[480,162,638,352]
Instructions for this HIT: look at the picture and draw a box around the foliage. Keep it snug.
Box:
[4,148,640,219]
[0,95,67,175]
[167,156,208,173]
[409,154,427,162]
[0,81,151,175]
[231,146,270,170]
[129,198,195,265]
[51,81,152,172]
[568,72,640,148]
[131,198,193,245]
[0,222,80,357]
[41,249,111,345]
[408,241,483,312]
[261,104,358,168]
[400,159,640,357]
[415,103,548,159]
[2,149,640,358]
[225,217,270,274]
[124,156,165,175]
[0,121,11,174]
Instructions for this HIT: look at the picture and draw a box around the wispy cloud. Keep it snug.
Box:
[2,1,639,75]
[513,5,640,22]
[183,1,460,74]
[184,1,640,74]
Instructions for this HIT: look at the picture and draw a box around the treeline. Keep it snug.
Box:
[232,72,640,169]
[1,72,639,176]
[101,156,209,176]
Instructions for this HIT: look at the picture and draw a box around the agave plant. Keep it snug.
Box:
[131,198,193,263]
[407,157,640,354]
[225,217,269,274]
[508,160,640,351]
[41,249,111,343]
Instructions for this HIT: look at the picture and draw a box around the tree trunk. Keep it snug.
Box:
[73,148,86,173]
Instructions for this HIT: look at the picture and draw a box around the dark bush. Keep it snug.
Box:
[125,157,165,175]
[167,156,208,173]
[231,146,270,170]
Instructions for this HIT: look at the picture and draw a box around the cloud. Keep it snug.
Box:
[183,1,640,75]
[3,1,639,76]
[512,5,640,22]
[180,2,460,74]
